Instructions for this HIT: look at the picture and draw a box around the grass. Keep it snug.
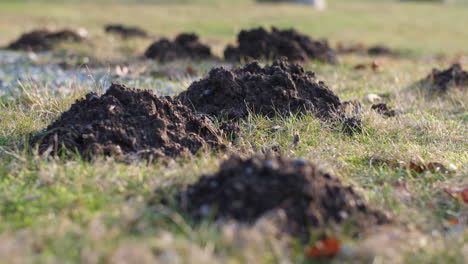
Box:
[0,0,468,263]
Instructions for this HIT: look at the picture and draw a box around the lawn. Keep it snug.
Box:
[0,0,467,263]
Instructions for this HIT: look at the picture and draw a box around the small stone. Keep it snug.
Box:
[363,94,382,103]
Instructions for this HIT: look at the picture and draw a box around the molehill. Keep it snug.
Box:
[30,84,223,161]
[7,29,85,52]
[224,27,337,63]
[178,155,391,235]
[177,58,341,119]
[144,33,215,62]
[419,64,468,93]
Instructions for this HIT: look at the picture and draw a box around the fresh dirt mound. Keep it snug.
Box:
[7,29,85,52]
[30,83,223,161]
[177,58,341,119]
[178,155,390,235]
[144,33,214,62]
[224,27,337,63]
[419,64,468,93]
[105,24,148,38]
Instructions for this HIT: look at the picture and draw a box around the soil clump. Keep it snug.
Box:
[30,83,223,161]
[178,155,391,235]
[177,58,341,119]
[371,103,397,117]
[224,27,337,63]
[7,29,85,52]
[144,33,214,62]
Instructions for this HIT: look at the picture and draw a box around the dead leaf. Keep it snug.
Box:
[306,238,340,258]
[409,161,425,173]
[409,161,454,174]
[444,187,468,204]
[426,162,450,174]
[448,219,460,225]
[353,64,367,70]
[371,60,380,71]
[186,65,197,75]
[353,61,380,71]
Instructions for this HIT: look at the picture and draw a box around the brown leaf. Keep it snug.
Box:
[409,161,425,173]
[444,187,468,204]
[409,161,454,174]
[186,65,197,75]
[353,64,367,70]
[306,238,340,258]
[371,60,380,71]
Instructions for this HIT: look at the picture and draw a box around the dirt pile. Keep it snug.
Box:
[224,27,337,63]
[105,24,148,38]
[178,155,390,234]
[7,29,85,52]
[30,83,223,161]
[177,58,341,119]
[419,64,468,92]
[144,33,214,62]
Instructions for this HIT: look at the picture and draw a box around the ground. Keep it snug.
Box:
[0,0,467,263]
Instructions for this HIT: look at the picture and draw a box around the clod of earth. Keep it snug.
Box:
[105,24,148,38]
[144,33,215,62]
[178,155,391,235]
[30,83,223,161]
[419,64,468,92]
[224,27,337,63]
[371,103,397,117]
[219,121,241,142]
[177,58,341,119]
[7,29,85,52]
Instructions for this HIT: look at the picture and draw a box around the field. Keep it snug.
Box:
[0,0,467,263]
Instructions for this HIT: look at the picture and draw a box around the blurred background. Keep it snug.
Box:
[1,0,467,58]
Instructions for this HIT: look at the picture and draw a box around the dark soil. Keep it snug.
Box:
[30,83,223,161]
[105,24,148,38]
[420,64,468,92]
[7,29,84,52]
[178,155,390,235]
[144,33,214,62]
[224,27,337,63]
[219,121,241,141]
[177,58,341,119]
[371,103,397,117]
